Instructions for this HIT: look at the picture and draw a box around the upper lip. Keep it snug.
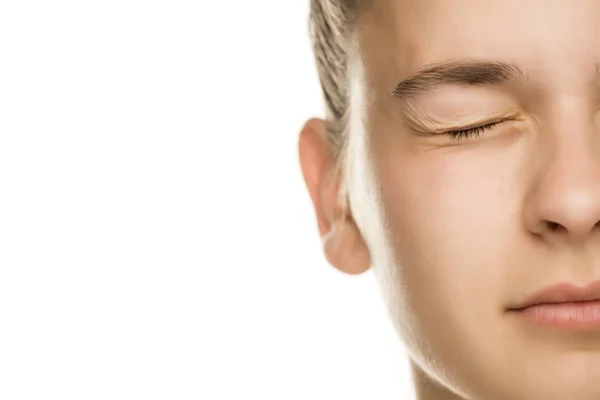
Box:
[510,280,600,310]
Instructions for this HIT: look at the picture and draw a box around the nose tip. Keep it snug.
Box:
[527,182,600,243]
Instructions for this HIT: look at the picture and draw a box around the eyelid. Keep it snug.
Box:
[443,120,503,140]
[432,116,513,135]
[418,110,526,137]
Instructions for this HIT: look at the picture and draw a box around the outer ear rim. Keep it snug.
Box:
[298,117,339,237]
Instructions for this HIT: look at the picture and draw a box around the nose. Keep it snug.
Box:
[524,127,600,245]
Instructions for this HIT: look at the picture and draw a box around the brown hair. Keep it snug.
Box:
[308,0,361,164]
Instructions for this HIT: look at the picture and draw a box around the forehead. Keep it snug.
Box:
[358,0,600,93]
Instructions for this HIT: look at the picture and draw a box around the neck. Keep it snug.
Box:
[410,361,467,400]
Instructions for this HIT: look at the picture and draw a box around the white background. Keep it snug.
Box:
[0,1,414,399]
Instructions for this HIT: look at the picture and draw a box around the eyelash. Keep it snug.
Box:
[445,120,503,140]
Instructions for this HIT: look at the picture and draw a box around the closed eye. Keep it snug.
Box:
[444,120,506,141]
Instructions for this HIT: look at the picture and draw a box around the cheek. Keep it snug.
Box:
[373,146,515,358]
[379,149,504,284]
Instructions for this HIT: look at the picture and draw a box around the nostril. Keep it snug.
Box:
[547,221,564,232]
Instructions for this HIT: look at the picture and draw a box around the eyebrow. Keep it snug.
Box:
[390,61,527,98]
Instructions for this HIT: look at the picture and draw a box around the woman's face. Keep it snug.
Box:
[349,0,600,398]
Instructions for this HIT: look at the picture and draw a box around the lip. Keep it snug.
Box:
[507,280,600,329]
[511,280,600,310]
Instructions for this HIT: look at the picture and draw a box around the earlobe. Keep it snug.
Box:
[298,118,372,275]
[322,215,371,275]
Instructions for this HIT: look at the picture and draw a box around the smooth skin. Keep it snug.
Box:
[300,1,600,399]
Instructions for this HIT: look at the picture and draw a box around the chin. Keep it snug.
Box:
[469,352,600,400]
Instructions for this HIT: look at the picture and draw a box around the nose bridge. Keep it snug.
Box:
[525,103,600,244]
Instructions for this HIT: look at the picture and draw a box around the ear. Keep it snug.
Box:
[298,118,371,275]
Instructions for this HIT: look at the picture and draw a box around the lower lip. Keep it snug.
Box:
[512,300,600,329]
